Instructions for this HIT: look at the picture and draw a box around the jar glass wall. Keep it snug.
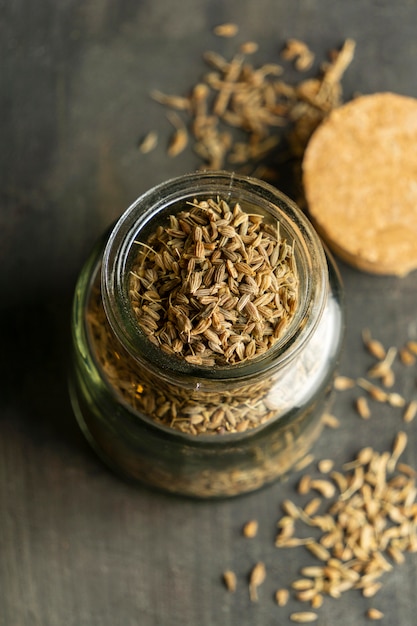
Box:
[69,171,344,498]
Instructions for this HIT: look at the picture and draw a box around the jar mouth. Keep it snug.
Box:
[101,171,328,385]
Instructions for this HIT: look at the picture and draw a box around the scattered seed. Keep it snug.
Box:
[249,562,266,602]
[406,340,417,355]
[213,23,239,37]
[138,131,158,153]
[310,479,336,499]
[290,611,318,623]
[382,368,395,388]
[387,431,408,473]
[318,459,334,474]
[282,499,301,519]
[362,581,383,598]
[388,392,406,408]
[291,578,316,591]
[334,375,355,390]
[166,112,189,157]
[356,396,371,419]
[243,520,258,538]
[300,566,325,578]
[403,400,417,423]
[357,378,389,403]
[306,541,331,561]
[310,593,323,609]
[239,41,259,55]
[366,608,384,620]
[367,346,397,380]
[362,329,386,360]
[298,474,312,495]
[145,37,354,181]
[303,497,322,517]
[275,588,289,607]
[321,413,340,429]
[400,347,416,366]
[282,39,315,72]
[223,570,237,592]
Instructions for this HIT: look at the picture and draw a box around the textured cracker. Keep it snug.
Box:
[302,92,417,276]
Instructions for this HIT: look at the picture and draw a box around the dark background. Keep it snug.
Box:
[1,1,417,624]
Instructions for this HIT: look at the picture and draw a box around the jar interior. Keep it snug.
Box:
[101,172,328,386]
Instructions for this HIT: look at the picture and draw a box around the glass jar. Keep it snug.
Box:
[69,171,344,498]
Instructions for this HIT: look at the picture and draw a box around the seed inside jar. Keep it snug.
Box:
[129,197,299,366]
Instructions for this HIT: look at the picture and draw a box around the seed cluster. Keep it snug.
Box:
[221,328,417,621]
[87,280,325,442]
[141,36,355,190]
[276,435,416,605]
[129,197,299,366]
[223,430,417,620]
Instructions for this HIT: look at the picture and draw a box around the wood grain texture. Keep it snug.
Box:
[1,1,417,625]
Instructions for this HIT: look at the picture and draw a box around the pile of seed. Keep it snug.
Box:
[221,328,417,620]
[129,196,298,366]
[223,431,417,622]
[275,433,415,611]
[140,32,355,191]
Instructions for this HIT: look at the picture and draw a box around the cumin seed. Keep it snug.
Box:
[249,562,266,602]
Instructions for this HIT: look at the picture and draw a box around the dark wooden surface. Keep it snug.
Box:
[1,1,417,624]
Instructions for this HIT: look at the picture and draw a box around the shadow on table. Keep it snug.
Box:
[0,283,87,453]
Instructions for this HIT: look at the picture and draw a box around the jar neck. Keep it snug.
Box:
[101,171,328,385]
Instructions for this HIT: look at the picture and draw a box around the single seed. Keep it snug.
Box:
[406,340,417,355]
[223,570,237,592]
[291,578,315,590]
[400,347,416,366]
[362,582,382,598]
[382,368,395,388]
[243,520,258,538]
[396,462,417,477]
[321,413,340,429]
[310,479,336,499]
[282,499,301,519]
[249,562,266,602]
[387,431,408,473]
[334,375,355,390]
[275,588,289,607]
[289,612,318,623]
[213,23,239,37]
[294,454,316,470]
[300,566,325,578]
[298,474,312,495]
[138,130,158,153]
[303,497,322,517]
[306,541,331,561]
[366,608,384,620]
[362,329,386,360]
[166,112,188,157]
[318,459,334,474]
[277,537,314,548]
[403,400,417,423]
[388,392,406,408]
[310,594,323,609]
[240,41,259,55]
[356,396,371,419]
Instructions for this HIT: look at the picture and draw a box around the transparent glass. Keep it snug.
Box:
[69,171,344,498]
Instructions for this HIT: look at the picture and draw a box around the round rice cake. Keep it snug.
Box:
[302,92,417,276]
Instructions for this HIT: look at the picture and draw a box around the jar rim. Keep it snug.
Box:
[101,171,328,385]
